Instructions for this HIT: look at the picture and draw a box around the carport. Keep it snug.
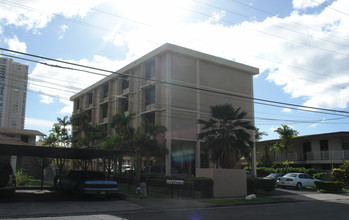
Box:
[0,143,130,189]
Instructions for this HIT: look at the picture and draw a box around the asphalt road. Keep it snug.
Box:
[1,188,349,219]
[114,201,349,220]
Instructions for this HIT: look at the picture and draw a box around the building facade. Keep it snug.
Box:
[256,132,349,170]
[70,44,259,176]
[0,58,28,129]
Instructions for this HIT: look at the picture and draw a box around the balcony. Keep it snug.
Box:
[258,150,349,163]
[122,88,129,94]
[102,117,108,124]
[145,103,155,111]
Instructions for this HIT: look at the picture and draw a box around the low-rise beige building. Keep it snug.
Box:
[70,43,259,176]
[256,131,349,170]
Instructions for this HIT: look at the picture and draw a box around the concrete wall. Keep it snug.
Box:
[196,168,247,198]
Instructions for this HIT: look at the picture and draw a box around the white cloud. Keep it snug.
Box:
[0,0,106,31]
[40,95,53,104]
[4,35,26,52]
[293,0,326,10]
[58,25,68,40]
[25,117,55,135]
[282,108,292,113]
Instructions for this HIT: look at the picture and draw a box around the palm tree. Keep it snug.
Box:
[255,128,268,142]
[272,124,299,159]
[135,116,168,170]
[198,104,255,169]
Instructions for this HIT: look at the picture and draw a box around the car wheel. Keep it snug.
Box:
[296,182,302,190]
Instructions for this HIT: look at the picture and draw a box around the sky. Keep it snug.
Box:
[1,0,349,141]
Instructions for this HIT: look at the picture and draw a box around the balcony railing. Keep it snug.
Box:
[258,150,349,162]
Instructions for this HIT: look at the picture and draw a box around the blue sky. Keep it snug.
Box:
[1,0,348,141]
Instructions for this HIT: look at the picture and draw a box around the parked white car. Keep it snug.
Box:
[277,173,320,190]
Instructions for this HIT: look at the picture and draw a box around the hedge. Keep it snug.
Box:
[256,167,315,177]
[315,181,344,193]
[247,178,276,193]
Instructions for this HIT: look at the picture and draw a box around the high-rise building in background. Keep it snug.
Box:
[0,58,28,129]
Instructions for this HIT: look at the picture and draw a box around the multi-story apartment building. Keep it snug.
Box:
[0,58,28,129]
[70,44,259,176]
[256,131,349,170]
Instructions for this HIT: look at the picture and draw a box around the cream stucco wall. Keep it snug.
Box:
[196,168,247,198]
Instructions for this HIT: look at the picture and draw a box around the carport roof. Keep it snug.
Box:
[0,144,129,159]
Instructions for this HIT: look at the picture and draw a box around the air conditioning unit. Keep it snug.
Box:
[103,97,108,102]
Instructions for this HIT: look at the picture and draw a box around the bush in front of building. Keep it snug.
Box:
[256,167,315,177]
[315,181,344,193]
[331,168,346,182]
[247,177,276,194]
[15,169,33,186]
[257,178,277,193]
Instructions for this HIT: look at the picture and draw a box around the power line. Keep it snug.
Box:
[2,47,349,117]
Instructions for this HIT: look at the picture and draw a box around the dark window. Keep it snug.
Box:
[21,135,29,143]
[122,75,129,90]
[320,140,329,151]
[121,95,129,112]
[86,110,92,123]
[102,103,108,118]
[88,92,93,105]
[75,99,80,110]
[143,112,155,124]
[146,60,155,79]
[145,87,155,105]
[303,142,311,160]
[342,142,349,151]
[103,84,109,98]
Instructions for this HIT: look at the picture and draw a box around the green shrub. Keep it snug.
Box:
[256,167,315,177]
[331,168,346,182]
[315,181,344,193]
[256,178,277,193]
[247,178,257,194]
[313,172,326,180]
[15,169,33,186]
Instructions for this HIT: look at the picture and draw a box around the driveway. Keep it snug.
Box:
[272,188,349,203]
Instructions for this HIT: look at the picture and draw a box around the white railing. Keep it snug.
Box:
[259,150,349,162]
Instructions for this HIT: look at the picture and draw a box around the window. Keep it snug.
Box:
[120,95,128,112]
[320,140,329,160]
[102,103,108,119]
[320,140,329,151]
[75,99,80,110]
[122,75,129,90]
[146,60,155,79]
[88,92,93,105]
[342,142,349,151]
[145,87,155,106]
[21,135,29,143]
[102,84,109,98]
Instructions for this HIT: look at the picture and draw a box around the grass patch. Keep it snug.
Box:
[117,188,170,199]
[341,188,349,193]
[318,188,349,193]
[199,197,294,204]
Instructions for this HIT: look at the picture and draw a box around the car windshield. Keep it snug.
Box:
[284,173,297,178]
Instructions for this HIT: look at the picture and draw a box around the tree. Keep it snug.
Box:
[198,104,255,169]
[42,116,71,148]
[255,128,268,142]
[134,116,168,172]
[272,124,299,159]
